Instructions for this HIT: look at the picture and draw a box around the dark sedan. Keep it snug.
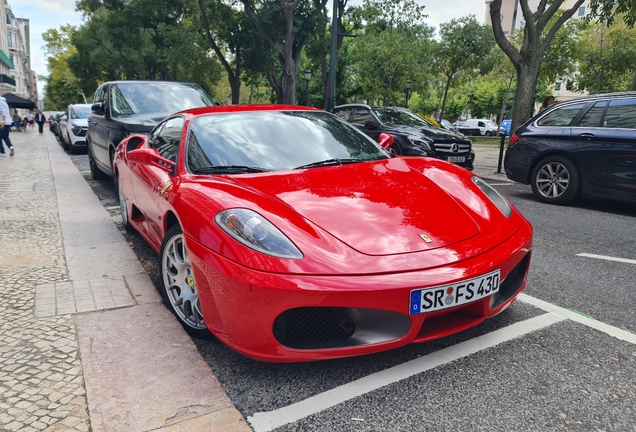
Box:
[505,92,636,204]
[333,104,475,170]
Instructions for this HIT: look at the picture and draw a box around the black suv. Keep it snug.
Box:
[87,80,214,180]
[333,104,474,170]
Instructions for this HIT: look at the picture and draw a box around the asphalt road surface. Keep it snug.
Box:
[68,145,636,432]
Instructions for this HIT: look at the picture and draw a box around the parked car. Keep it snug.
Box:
[439,119,454,130]
[501,119,512,136]
[458,119,505,136]
[48,113,64,134]
[505,92,636,205]
[453,121,481,136]
[114,104,532,361]
[87,80,214,180]
[56,114,68,142]
[333,104,475,170]
[59,104,92,154]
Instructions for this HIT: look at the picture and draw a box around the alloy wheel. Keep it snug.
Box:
[535,161,570,199]
[161,233,206,330]
[117,177,129,226]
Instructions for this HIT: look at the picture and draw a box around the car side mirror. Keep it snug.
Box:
[378,133,394,149]
[91,102,104,115]
[364,120,377,130]
[127,148,175,174]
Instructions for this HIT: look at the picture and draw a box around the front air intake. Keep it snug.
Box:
[273,307,411,350]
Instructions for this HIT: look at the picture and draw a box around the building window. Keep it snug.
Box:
[9,53,12,64]
[7,32,12,48]
[555,81,562,91]
[578,6,585,16]
[5,14,9,24]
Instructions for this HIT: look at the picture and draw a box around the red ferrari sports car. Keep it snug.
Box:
[114,104,532,362]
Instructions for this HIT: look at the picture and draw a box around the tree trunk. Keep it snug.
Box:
[630,70,636,91]
[511,61,541,134]
[280,4,298,104]
[438,74,453,122]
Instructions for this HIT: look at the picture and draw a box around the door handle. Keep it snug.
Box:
[578,133,595,141]
[93,121,98,125]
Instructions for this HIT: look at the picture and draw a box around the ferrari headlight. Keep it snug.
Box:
[407,135,432,150]
[215,208,303,259]
[472,177,512,217]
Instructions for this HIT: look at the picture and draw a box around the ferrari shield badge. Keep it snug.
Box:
[419,233,433,243]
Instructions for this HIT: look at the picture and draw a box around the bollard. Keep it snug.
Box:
[496,134,506,174]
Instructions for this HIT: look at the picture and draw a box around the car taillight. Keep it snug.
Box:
[509,134,520,147]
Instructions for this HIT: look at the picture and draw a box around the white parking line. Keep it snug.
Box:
[517,293,636,345]
[247,312,566,432]
[576,253,636,265]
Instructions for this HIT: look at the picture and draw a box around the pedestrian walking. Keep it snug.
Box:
[35,110,46,134]
[0,96,15,157]
[27,111,35,130]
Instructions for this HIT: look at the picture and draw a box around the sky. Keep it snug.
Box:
[10,0,486,97]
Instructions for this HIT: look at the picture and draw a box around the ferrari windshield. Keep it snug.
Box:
[111,82,213,116]
[373,108,432,128]
[187,111,389,172]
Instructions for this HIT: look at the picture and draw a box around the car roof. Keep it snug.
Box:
[556,91,636,104]
[179,104,323,116]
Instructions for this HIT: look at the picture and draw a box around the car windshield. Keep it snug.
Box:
[111,82,213,116]
[372,108,432,128]
[71,106,91,119]
[187,111,389,172]
[485,120,498,128]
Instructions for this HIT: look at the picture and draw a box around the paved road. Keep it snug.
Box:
[66,141,636,432]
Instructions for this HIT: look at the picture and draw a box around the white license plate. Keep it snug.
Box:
[447,156,465,162]
[409,270,500,315]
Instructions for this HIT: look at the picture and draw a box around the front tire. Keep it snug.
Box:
[159,225,210,337]
[530,155,581,205]
[116,173,135,233]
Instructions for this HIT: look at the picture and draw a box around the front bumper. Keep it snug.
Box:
[186,220,532,362]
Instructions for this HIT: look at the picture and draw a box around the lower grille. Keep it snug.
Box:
[274,307,355,346]
[273,307,411,350]
[490,253,531,309]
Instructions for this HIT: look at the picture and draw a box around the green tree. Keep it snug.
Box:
[241,0,330,104]
[69,0,222,97]
[433,15,495,121]
[488,0,633,134]
[348,0,433,106]
[42,26,85,110]
[576,16,636,94]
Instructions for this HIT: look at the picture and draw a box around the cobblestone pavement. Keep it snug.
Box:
[0,131,90,431]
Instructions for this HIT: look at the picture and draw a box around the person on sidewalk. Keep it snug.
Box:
[27,111,35,130]
[35,110,46,134]
[0,96,14,156]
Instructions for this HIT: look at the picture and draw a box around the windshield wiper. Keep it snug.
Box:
[294,158,360,170]
[191,165,273,174]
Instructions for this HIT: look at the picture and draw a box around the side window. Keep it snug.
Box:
[149,117,184,163]
[478,121,485,127]
[537,103,587,126]
[93,87,103,104]
[604,98,636,129]
[333,108,354,122]
[576,101,607,127]
[351,109,373,126]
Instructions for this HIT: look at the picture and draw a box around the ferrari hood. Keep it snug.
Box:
[234,158,480,256]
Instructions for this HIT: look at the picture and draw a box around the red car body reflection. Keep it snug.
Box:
[114,105,532,362]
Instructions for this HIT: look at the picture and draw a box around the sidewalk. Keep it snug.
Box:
[471,142,514,183]
[0,130,250,431]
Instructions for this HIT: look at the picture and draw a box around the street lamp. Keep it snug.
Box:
[405,80,412,108]
[304,69,312,106]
